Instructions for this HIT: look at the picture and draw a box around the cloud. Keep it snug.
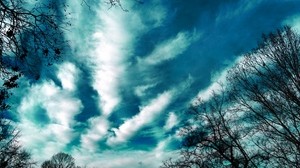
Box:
[77,0,172,151]
[80,116,110,151]
[107,91,173,146]
[87,1,148,116]
[17,62,82,163]
[191,56,244,104]
[107,76,194,146]
[78,2,148,150]
[141,31,200,65]
[134,83,158,97]
[136,0,167,28]
[216,1,262,23]
[57,62,78,91]
[154,136,175,158]
[164,112,179,131]
[283,14,300,32]
[90,21,127,116]
[72,149,174,168]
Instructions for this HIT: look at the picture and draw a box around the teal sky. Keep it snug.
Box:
[11,0,300,167]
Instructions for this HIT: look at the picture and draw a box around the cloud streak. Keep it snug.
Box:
[141,31,200,65]
[107,91,173,146]
[107,76,193,146]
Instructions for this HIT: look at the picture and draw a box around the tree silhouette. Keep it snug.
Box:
[227,26,300,167]
[162,91,267,168]
[41,152,81,168]
[162,27,300,167]
[0,0,69,81]
[0,118,34,168]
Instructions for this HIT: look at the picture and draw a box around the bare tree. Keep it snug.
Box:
[227,26,300,167]
[0,118,35,168]
[41,161,52,168]
[0,0,70,81]
[41,152,80,168]
[162,91,267,168]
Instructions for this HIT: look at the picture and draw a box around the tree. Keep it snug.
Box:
[103,0,144,11]
[0,0,70,123]
[162,91,267,168]
[41,152,81,168]
[0,0,69,80]
[162,27,300,167]
[227,26,300,167]
[0,118,35,168]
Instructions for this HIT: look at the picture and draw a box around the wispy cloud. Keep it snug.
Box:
[140,31,200,65]
[107,91,173,146]
[107,76,193,146]
[164,112,179,131]
[80,116,110,151]
[134,83,158,97]
[57,62,78,91]
[79,1,149,150]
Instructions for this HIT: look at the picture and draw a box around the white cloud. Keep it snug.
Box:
[141,31,200,65]
[107,91,173,146]
[18,85,81,163]
[72,148,175,168]
[57,62,78,91]
[164,112,179,131]
[191,56,245,104]
[283,15,300,32]
[192,80,224,103]
[107,76,194,146]
[17,63,82,164]
[88,2,146,116]
[80,116,110,151]
[78,0,171,150]
[78,3,146,150]
[154,136,175,158]
[90,22,127,116]
[134,83,158,97]
[45,94,81,126]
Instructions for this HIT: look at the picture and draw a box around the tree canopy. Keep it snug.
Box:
[41,152,81,168]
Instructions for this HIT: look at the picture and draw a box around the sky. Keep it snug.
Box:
[9,0,300,167]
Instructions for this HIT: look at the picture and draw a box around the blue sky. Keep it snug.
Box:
[11,0,300,167]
